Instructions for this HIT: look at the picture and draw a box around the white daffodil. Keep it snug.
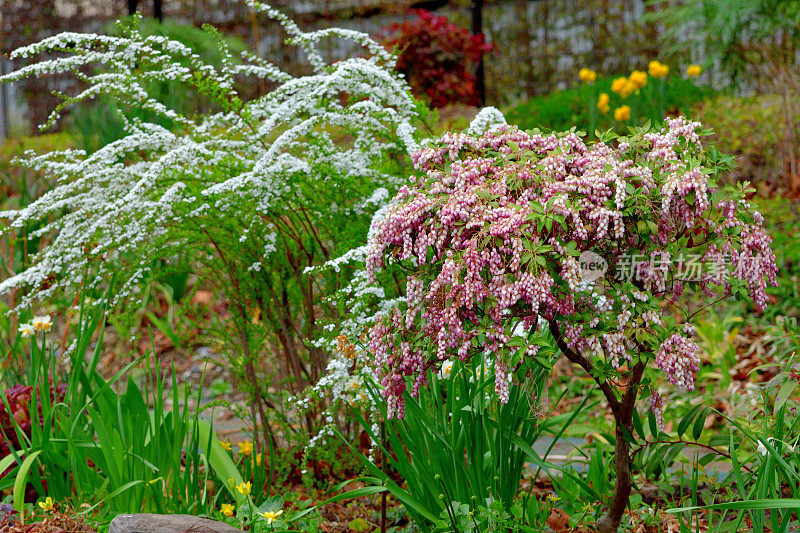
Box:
[757,437,775,456]
[32,315,52,332]
[439,359,454,380]
[19,324,35,338]
[345,376,362,392]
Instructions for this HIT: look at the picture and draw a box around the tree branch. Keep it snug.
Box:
[547,319,620,412]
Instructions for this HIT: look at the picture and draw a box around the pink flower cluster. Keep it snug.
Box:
[366,119,777,418]
[653,333,701,390]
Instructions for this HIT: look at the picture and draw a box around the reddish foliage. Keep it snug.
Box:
[383,9,494,108]
[1,383,67,465]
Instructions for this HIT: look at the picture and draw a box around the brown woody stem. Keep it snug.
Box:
[548,320,646,533]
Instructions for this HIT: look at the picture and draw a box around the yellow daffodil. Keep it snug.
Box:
[238,440,253,456]
[629,70,647,89]
[260,509,283,524]
[255,453,262,467]
[18,324,35,338]
[687,64,702,77]
[220,439,232,451]
[578,68,597,83]
[610,76,627,95]
[221,503,235,517]
[620,79,636,98]
[38,497,55,511]
[614,105,631,122]
[597,93,610,114]
[236,481,252,495]
[32,315,52,332]
[648,60,669,78]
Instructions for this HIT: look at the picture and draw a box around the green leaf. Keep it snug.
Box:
[348,518,370,532]
[774,380,796,416]
[668,499,800,513]
[14,450,43,511]
[647,410,658,437]
[193,420,245,504]
[0,454,18,477]
[632,410,646,440]
[692,408,706,440]
[677,405,702,438]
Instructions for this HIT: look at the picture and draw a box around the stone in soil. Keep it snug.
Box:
[109,513,244,533]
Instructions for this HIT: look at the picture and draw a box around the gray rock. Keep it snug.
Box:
[110,513,245,533]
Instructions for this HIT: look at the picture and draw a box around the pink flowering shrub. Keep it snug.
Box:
[365,118,777,532]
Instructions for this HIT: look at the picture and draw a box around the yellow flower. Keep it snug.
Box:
[255,453,262,466]
[578,68,597,83]
[610,76,627,94]
[221,503,235,517]
[220,439,232,451]
[620,79,636,98]
[648,60,669,78]
[547,493,561,502]
[32,315,52,332]
[614,105,631,121]
[687,64,702,77]
[238,440,253,456]
[260,509,284,524]
[629,70,647,89]
[597,93,610,114]
[19,324,35,338]
[38,496,55,511]
[236,481,252,495]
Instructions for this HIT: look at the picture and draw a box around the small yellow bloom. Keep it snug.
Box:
[547,493,561,502]
[614,105,631,122]
[610,76,627,94]
[256,452,262,466]
[221,503,235,517]
[238,440,253,456]
[648,60,669,78]
[220,439,232,451]
[620,79,637,98]
[236,481,252,495]
[19,324,35,338]
[32,315,52,332]
[260,509,284,524]
[629,70,647,89]
[597,93,610,114]
[38,496,55,511]
[578,68,597,83]
[687,64,702,77]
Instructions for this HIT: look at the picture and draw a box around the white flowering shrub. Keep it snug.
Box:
[0,2,418,453]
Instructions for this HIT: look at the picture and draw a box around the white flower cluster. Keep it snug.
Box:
[0,2,418,311]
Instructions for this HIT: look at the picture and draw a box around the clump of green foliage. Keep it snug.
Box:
[505,76,714,134]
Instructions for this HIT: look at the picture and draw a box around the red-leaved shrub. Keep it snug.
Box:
[383,9,494,108]
[1,384,66,459]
